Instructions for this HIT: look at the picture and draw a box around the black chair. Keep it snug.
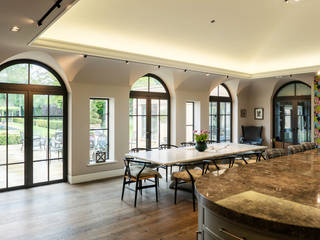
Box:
[130,147,152,153]
[121,157,161,207]
[203,156,236,174]
[180,142,196,147]
[158,144,178,181]
[172,161,204,211]
[239,126,263,145]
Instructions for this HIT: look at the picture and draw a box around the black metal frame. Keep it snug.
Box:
[121,157,159,207]
[38,0,63,26]
[185,101,195,142]
[273,81,311,145]
[89,98,110,163]
[209,84,232,143]
[0,59,68,192]
[129,74,170,149]
[158,144,178,181]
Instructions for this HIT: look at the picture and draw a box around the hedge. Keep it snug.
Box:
[0,133,21,145]
[13,118,63,130]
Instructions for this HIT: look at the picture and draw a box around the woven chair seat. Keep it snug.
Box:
[126,167,162,180]
[288,145,304,154]
[263,148,286,160]
[301,142,317,151]
[172,169,203,182]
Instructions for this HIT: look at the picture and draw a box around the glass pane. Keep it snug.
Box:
[129,98,136,115]
[89,130,108,162]
[8,164,24,187]
[220,102,226,114]
[210,102,217,115]
[186,102,194,125]
[220,115,226,142]
[8,94,24,117]
[0,64,28,84]
[0,94,6,117]
[226,115,231,141]
[8,118,24,164]
[49,159,63,181]
[90,99,108,129]
[30,64,60,86]
[151,99,159,115]
[219,85,230,97]
[149,77,166,93]
[131,77,148,91]
[160,100,168,115]
[277,84,295,97]
[0,166,6,189]
[33,161,48,184]
[296,83,311,96]
[49,95,63,116]
[33,95,48,116]
[129,116,137,150]
[160,116,168,145]
[137,116,146,148]
[210,87,218,96]
[33,117,48,161]
[49,118,63,159]
[226,102,231,115]
[297,101,311,143]
[138,99,146,115]
[151,116,159,148]
[186,126,193,142]
[210,115,217,141]
[0,118,6,165]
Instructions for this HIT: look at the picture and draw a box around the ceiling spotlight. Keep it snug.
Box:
[227,75,229,79]
[10,26,20,32]
[83,55,88,58]
[125,60,129,64]
[184,69,187,72]
[158,65,161,69]
[210,19,216,23]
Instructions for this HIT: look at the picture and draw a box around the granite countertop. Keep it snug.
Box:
[195,149,320,239]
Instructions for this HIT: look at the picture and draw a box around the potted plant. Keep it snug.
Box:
[194,130,209,152]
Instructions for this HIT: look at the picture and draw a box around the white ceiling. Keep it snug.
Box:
[32,0,320,78]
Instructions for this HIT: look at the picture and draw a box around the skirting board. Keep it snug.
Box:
[68,169,123,184]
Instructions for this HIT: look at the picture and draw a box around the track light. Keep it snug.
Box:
[158,65,161,69]
[83,55,88,58]
[184,69,187,72]
[125,60,129,64]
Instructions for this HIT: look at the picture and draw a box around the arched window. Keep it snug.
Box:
[273,81,311,145]
[129,74,170,149]
[209,84,232,142]
[0,60,67,191]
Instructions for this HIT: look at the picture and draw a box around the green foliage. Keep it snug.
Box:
[194,130,209,143]
[0,133,21,145]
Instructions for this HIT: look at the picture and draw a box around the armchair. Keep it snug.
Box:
[239,126,263,145]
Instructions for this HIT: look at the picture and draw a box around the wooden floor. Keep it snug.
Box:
[0,175,198,240]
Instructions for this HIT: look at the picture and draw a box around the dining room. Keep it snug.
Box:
[0,0,320,239]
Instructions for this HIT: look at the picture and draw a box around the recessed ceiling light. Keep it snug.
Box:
[206,73,210,76]
[317,71,320,76]
[10,26,20,32]
[210,19,216,23]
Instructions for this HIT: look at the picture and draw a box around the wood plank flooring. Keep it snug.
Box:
[0,175,198,240]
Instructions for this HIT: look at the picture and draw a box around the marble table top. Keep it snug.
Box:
[195,149,320,239]
[125,143,267,165]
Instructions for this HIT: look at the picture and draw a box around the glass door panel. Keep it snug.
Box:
[0,93,25,189]
[32,94,64,184]
[297,101,311,143]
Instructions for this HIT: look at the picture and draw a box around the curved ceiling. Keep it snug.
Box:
[32,0,320,78]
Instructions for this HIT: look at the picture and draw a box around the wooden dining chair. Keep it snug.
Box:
[121,157,162,207]
[159,144,178,181]
[172,161,204,211]
[180,142,196,147]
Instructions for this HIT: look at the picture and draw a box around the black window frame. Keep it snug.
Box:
[0,59,68,192]
[209,84,232,143]
[89,98,110,163]
[129,74,170,149]
[186,101,195,142]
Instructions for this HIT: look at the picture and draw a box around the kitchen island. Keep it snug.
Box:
[195,149,320,240]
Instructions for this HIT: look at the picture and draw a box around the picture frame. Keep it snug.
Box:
[254,108,264,120]
[96,151,107,163]
[240,109,247,118]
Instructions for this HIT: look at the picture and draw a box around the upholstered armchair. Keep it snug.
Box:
[239,126,263,145]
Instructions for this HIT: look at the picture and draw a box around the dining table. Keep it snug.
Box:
[125,143,268,166]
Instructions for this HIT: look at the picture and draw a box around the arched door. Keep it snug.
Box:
[0,60,67,191]
[129,74,170,149]
[273,81,311,145]
[209,84,232,142]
